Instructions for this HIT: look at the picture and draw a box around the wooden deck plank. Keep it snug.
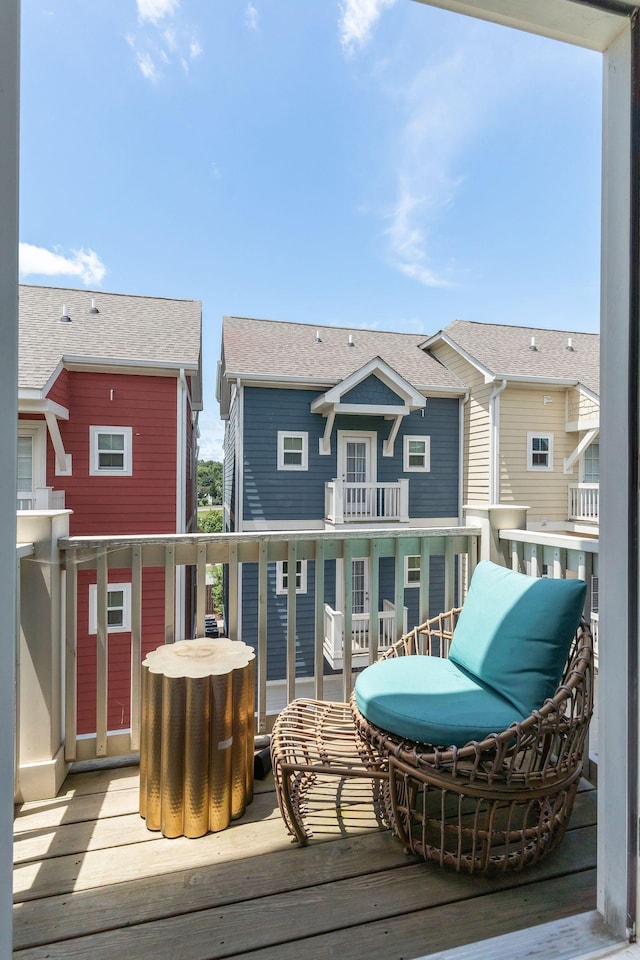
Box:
[13,826,596,959]
[237,872,597,960]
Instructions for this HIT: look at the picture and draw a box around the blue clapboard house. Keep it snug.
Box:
[217,316,466,681]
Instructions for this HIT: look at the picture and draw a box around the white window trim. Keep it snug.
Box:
[89,426,133,477]
[404,555,421,589]
[277,431,308,471]
[403,435,431,472]
[88,582,132,634]
[526,431,554,472]
[275,559,307,595]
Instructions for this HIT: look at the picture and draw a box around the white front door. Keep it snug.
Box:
[338,431,377,517]
[351,558,368,615]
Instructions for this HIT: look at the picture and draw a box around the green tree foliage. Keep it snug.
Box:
[198,509,222,533]
[197,460,223,505]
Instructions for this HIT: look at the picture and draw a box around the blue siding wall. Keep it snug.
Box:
[342,375,405,406]
[243,387,330,522]
[223,396,237,532]
[241,560,336,680]
[242,386,460,523]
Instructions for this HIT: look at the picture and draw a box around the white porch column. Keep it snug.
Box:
[15,511,72,801]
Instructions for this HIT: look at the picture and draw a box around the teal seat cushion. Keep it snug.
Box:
[449,561,586,717]
[354,655,525,748]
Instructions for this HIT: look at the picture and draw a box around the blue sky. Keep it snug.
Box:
[19,0,602,461]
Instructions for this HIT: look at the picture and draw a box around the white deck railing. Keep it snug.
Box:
[568,483,599,523]
[323,600,408,669]
[325,479,409,523]
[59,525,479,762]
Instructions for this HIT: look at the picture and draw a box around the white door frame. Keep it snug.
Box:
[337,430,377,483]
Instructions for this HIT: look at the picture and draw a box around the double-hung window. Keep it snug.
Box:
[276,560,307,594]
[404,555,421,588]
[277,431,308,471]
[403,436,430,472]
[88,583,132,633]
[527,432,553,471]
[90,426,133,476]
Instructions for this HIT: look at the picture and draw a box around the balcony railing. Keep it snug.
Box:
[17,487,65,510]
[325,479,409,523]
[14,507,601,802]
[323,599,408,669]
[57,525,477,763]
[568,482,599,523]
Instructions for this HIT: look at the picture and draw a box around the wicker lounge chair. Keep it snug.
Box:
[352,561,594,874]
[272,561,594,874]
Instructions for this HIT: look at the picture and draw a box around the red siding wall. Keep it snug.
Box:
[46,371,178,536]
[76,568,166,734]
[42,370,181,734]
[46,367,71,408]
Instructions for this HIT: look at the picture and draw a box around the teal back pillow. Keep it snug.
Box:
[449,561,586,716]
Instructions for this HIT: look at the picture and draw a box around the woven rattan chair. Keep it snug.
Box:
[352,563,595,875]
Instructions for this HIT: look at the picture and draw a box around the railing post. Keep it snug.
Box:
[333,479,344,523]
[464,504,530,565]
[15,510,71,801]
[399,479,409,523]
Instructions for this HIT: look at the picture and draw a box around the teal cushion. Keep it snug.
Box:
[449,561,586,717]
[354,655,525,748]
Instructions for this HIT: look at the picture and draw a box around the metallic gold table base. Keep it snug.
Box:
[139,638,255,838]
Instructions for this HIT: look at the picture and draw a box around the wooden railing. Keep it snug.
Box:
[325,479,409,523]
[499,526,599,664]
[323,600,408,669]
[568,483,599,523]
[59,526,479,761]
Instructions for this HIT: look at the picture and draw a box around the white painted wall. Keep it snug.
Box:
[0,1,20,955]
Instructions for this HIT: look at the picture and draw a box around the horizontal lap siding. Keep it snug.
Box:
[76,567,165,735]
[430,344,490,504]
[243,387,328,522]
[45,368,71,408]
[47,371,178,535]
[499,387,573,523]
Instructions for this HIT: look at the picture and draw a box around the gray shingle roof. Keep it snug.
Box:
[431,320,600,397]
[19,285,202,392]
[222,316,466,393]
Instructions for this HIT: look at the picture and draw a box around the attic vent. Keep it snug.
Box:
[348,334,354,347]
[59,304,71,323]
[529,336,537,351]
[315,329,322,342]
[566,337,574,351]
[90,298,99,314]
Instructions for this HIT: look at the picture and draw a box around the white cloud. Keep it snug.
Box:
[137,0,180,25]
[338,0,397,56]
[129,0,202,82]
[245,4,259,30]
[136,50,159,81]
[19,243,108,285]
[380,36,523,287]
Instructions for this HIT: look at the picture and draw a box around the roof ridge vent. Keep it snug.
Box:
[59,304,71,323]
[529,336,537,351]
[566,336,574,351]
[90,297,99,314]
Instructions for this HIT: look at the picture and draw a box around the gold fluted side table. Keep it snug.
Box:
[139,637,255,838]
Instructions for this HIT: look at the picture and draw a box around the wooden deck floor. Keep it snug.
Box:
[13,765,597,960]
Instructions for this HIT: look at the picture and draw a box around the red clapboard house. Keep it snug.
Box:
[18,284,202,735]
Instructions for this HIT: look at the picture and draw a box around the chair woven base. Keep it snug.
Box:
[389,754,580,875]
[270,698,388,844]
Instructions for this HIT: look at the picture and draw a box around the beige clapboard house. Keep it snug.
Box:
[423,320,600,534]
